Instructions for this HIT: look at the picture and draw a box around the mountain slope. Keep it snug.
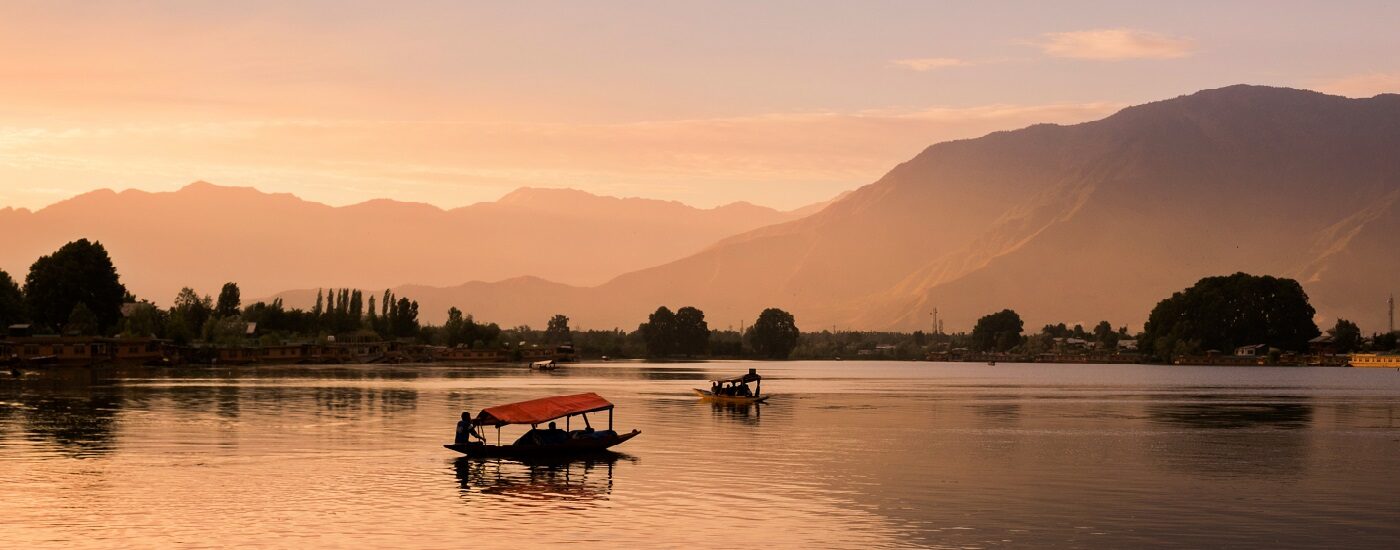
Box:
[326,86,1400,330]
[0,183,817,304]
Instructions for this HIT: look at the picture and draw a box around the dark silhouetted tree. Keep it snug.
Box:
[747,308,799,359]
[0,269,25,328]
[1141,272,1319,359]
[23,239,128,333]
[545,314,572,344]
[167,287,212,344]
[971,309,1023,352]
[1329,319,1362,353]
[215,282,241,317]
[64,302,100,335]
[639,306,677,358]
[675,306,709,357]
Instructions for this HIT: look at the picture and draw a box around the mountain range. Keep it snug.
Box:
[5,85,1398,334]
[275,85,1400,333]
[0,183,823,305]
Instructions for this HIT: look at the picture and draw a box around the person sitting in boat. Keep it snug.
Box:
[455,412,481,445]
[541,421,569,445]
[734,383,753,397]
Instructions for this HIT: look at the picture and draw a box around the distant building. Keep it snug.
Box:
[1235,344,1267,357]
[1117,339,1138,351]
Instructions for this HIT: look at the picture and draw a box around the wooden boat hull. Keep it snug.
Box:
[693,388,770,404]
[444,429,640,458]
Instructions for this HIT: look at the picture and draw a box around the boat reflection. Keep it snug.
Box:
[452,453,631,502]
[709,401,761,424]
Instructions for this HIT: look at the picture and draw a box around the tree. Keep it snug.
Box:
[0,268,25,328]
[64,302,100,335]
[215,282,241,317]
[23,239,128,333]
[747,308,799,359]
[1093,320,1119,348]
[444,307,466,347]
[167,287,212,344]
[545,314,572,344]
[675,306,710,357]
[1329,319,1362,353]
[118,301,166,338]
[970,309,1023,352]
[1141,272,1319,359]
[639,306,677,358]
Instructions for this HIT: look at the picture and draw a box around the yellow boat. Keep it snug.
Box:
[1347,353,1400,368]
[695,368,771,404]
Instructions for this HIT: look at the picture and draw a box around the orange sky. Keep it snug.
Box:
[2,1,1398,210]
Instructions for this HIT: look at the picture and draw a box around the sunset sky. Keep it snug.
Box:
[3,1,1399,211]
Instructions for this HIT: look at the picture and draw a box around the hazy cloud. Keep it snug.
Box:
[1036,29,1196,60]
[0,102,1122,211]
[891,57,972,71]
[1315,72,1400,97]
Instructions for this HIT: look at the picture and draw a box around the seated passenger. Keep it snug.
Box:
[542,421,568,445]
[736,383,753,397]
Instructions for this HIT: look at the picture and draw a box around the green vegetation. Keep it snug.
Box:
[747,308,799,359]
[0,269,26,328]
[6,240,1396,364]
[1140,272,1319,359]
[638,306,711,358]
[970,309,1023,352]
[1328,319,1362,353]
[22,239,128,333]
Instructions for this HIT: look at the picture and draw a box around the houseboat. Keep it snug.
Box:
[1348,353,1400,368]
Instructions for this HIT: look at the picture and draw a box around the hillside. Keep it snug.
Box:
[0,183,818,304]
[298,86,1400,331]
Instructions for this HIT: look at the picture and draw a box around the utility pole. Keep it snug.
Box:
[1390,293,1395,333]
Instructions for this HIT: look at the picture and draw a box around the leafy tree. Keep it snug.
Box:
[747,308,799,359]
[64,302,100,335]
[1328,319,1362,353]
[390,298,418,338]
[313,289,324,317]
[23,239,128,333]
[0,268,25,328]
[1093,320,1119,348]
[675,306,710,357]
[1141,272,1319,359]
[444,307,467,346]
[167,287,212,344]
[970,309,1023,352]
[118,301,167,338]
[1373,332,1399,352]
[545,314,572,344]
[639,306,677,358]
[215,282,241,317]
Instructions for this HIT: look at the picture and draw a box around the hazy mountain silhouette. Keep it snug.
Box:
[269,86,1400,332]
[0,182,818,304]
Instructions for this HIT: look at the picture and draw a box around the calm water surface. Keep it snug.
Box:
[3,361,1400,548]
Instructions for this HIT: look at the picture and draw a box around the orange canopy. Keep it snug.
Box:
[474,393,613,427]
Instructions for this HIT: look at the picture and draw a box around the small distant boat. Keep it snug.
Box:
[445,393,640,459]
[694,368,770,404]
[987,360,997,366]
[530,359,559,370]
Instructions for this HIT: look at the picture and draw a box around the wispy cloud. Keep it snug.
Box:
[891,57,972,71]
[1315,72,1400,98]
[0,102,1123,211]
[1036,29,1195,60]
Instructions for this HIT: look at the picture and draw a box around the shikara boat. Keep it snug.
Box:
[444,392,640,459]
[530,359,559,370]
[694,368,770,404]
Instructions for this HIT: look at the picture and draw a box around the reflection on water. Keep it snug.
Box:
[453,455,624,503]
[3,362,1400,548]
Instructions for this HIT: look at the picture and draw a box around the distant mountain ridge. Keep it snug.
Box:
[0,182,824,305]
[273,85,1400,331]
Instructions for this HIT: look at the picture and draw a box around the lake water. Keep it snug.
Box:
[3,361,1400,548]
